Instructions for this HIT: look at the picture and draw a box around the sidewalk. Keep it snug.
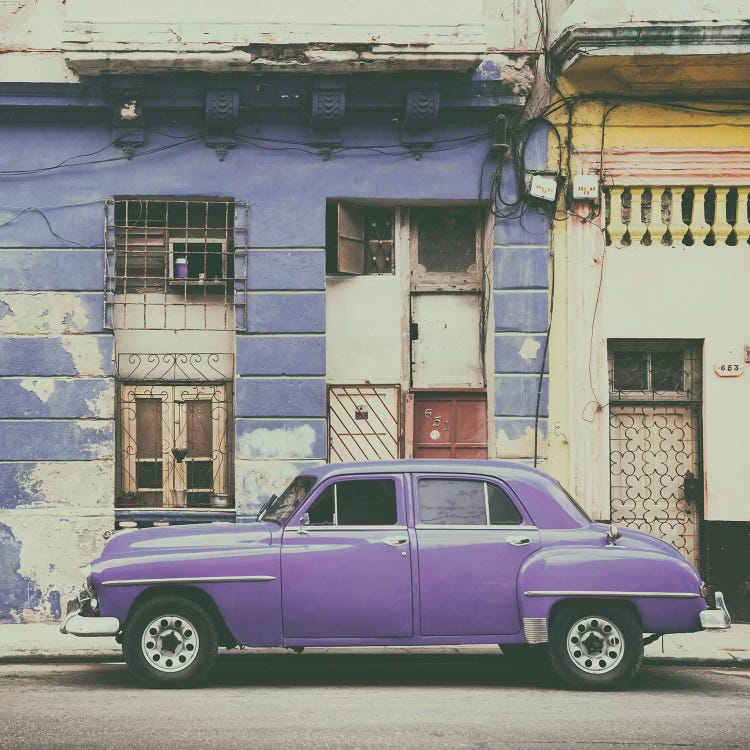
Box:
[1,623,748,665]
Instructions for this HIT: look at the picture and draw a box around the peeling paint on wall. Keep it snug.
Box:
[60,336,108,376]
[519,337,542,361]
[19,378,56,403]
[0,522,42,623]
[0,292,94,334]
[496,425,547,459]
[237,424,317,461]
[19,460,114,509]
[1,513,111,622]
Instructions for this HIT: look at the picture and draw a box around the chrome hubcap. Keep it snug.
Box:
[566,616,624,674]
[141,614,199,673]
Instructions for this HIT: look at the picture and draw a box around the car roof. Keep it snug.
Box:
[302,459,553,483]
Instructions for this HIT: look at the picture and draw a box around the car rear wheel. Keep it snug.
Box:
[548,605,642,690]
[123,595,218,688]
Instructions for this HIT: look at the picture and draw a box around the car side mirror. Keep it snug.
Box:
[297,513,310,535]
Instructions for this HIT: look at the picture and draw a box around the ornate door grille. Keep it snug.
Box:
[608,341,703,568]
[116,354,233,509]
[327,385,401,462]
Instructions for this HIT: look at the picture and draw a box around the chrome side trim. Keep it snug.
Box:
[415,524,538,531]
[296,525,409,532]
[524,590,700,599]
[523,617,549,644]
[101,575,276,587]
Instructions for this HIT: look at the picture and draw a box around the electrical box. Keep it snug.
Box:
[573,174,600,201]
[529,174,558,202]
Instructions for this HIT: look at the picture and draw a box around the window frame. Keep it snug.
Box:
[608,339,701,402]
[117,381,232,510]
[326,201,396,276]
[409,206,483,292]
[289,474,406,530]
[413,474,526,528]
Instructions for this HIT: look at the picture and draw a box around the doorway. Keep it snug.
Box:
[412,392,487,459]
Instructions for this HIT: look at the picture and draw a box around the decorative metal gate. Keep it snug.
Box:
[608,342,703,568]
[327,385,401,462]
[116,354,233,509]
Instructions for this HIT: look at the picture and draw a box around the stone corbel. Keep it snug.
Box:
[205,89,239,161]
[111,76,145,159]
[310,78,346,161]
[401,81,440,160]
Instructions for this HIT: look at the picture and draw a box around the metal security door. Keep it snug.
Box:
[328,385,401,462]
[608,342,703,568]
[413,393,487,459]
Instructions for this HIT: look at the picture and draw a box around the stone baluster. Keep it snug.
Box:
[712,187,733,245]
[607,187,628,246]
[690,187,711,245]
[665,187,683,246]
[628,187,648,245]
[733,187,750,245]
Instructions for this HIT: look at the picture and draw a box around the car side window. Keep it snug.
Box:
[418,478,522,526]
[306,479,398,526]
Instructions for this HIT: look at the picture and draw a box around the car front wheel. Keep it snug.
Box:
[548,605,643,690]
[123,595,218,688]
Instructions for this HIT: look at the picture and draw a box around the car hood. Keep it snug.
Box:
[97,520,277,561]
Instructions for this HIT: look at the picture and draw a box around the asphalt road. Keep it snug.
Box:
[1,652,748,750]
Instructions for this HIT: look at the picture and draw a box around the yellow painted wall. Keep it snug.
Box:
[547,91,750,490]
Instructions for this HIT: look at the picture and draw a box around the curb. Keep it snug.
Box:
[2,653,748,667]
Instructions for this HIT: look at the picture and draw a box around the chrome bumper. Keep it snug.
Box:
[700,591,731,630]
[60,599,120,637]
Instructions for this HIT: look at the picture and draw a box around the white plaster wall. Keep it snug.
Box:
[1,0,541,82]
[554,0,749,35]
[567,236,750,523]
[325,274,404,384]
[412,293,483,388]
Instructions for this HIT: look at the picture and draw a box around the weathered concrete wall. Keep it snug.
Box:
[237,249,327,511]
[0,248,114,622]
[2,1,541,81]
[492,128,551,463]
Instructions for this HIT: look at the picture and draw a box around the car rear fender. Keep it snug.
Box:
[517,545,706,638]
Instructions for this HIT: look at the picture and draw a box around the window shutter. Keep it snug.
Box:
[337,202,365,274]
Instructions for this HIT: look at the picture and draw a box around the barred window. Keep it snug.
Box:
[105,197,248,330]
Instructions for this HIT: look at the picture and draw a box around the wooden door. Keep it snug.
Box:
[413,393,487,459]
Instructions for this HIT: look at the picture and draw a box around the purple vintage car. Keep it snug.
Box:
[61,460,731,689]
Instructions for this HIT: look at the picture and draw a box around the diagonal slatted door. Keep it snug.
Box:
[328,385,401,462]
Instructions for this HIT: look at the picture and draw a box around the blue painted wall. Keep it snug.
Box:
[0,73,550,618]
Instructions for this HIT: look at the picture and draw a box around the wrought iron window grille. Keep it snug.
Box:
[104,197,249,330]
[608,340,702,403]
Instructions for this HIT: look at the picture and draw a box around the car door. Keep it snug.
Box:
[413,474,541,636]
[281,474,413,639]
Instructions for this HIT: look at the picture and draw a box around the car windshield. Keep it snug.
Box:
[260,475,317,525]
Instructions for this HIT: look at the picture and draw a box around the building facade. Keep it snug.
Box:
[547,0,750,619]
[0,1,552,621]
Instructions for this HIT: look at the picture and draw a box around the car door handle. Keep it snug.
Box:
[382,536,409,547]
[506,535,532,546]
